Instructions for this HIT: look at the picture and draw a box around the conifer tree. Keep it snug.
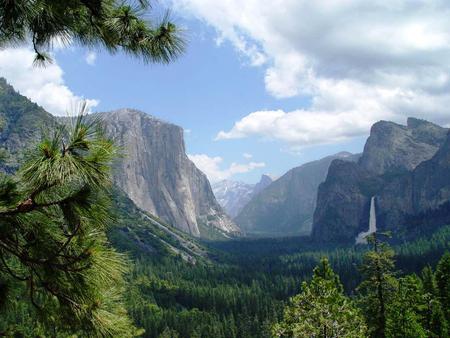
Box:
[386,275,427,338]
[0,105,139,336]
[426,299,448,338]
[421,265,448,337]
[435,253,450,322]
[357,233,396,338]
[272,257,367,338]
[0,0,184,65]
[422,265,437,297]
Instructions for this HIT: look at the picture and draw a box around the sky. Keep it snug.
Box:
[1,1,450,183]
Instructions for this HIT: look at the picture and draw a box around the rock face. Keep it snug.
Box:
[412,134,450,212]
[0,80,237,239]
[235,152,358,236]
[212,174,273,218]
[377,132,450,232]
[359,118,447,175]
[97,109,239,238]
[312,118,449,243]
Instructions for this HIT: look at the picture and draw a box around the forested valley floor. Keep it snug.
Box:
[119,225,450,337]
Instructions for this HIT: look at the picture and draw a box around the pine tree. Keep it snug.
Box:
[0,105,140,336]
[386,275,427,338]
[427,298,448,338]
[421,265,448,337]
[272,257,367,338]
[435,252,450,322]
[0,0,184,65]
[357,233,396,338]
[422,265,437,297]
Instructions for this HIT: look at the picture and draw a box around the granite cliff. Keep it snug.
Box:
[312,118,449,243]
[97,109,239,238]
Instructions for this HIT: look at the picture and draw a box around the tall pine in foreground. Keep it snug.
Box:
[357,233,396,338]
[386,274,427,338]
[421,265,448,337]
[0,106,140,336]
[272,257,366,338]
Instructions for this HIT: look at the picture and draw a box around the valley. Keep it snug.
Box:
[2,2,450,337]
[0,77,449,337]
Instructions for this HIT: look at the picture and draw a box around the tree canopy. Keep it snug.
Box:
[0,0,184,65]
[0,104,139,336]
[272,257,367,338]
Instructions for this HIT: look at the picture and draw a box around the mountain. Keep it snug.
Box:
[359,118,447,175]
[96,109,239,238]
[110,187,208,263]
[0,79,238,239]
[212,174,274,218]
[312,118,449,243]
[0,78,56,172]
[377,131,450,237]
[212,180,254,218]
[253,174,274,195]
[235,152,359,236]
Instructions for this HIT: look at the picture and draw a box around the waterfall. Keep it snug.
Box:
[355,196,377,244]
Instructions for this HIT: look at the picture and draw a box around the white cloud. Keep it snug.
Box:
[188,153,265,183]
[0,48,99,116]
[85,51,97,66]
[174,0,450,148]
[243,153,253,159]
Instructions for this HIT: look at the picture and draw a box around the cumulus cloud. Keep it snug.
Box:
[174,0,450,148]
[188,153,265,183]
[85,51,97,65]
[0,48,99,116]
[243,153,253,159]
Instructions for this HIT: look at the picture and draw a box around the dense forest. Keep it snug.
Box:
[118,225,450,337]
[2,174,449,337]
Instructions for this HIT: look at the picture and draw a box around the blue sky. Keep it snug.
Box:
[0,17,359,184]
[53,18,365,184]
[2,1,450,183]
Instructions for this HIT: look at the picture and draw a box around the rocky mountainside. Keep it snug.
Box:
[110,187,209,264]
[212,174,273,218]
[359,118,447,175]
[0,79,237,239]
[377,131,450,235]
[312,118,449,243]
[97,109,239,238]
[235,152,359,236]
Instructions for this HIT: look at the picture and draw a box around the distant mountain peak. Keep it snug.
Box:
[212,180,255,218]
[235,152,358,237]
[212,174,274,219]
[260,173,276,181]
